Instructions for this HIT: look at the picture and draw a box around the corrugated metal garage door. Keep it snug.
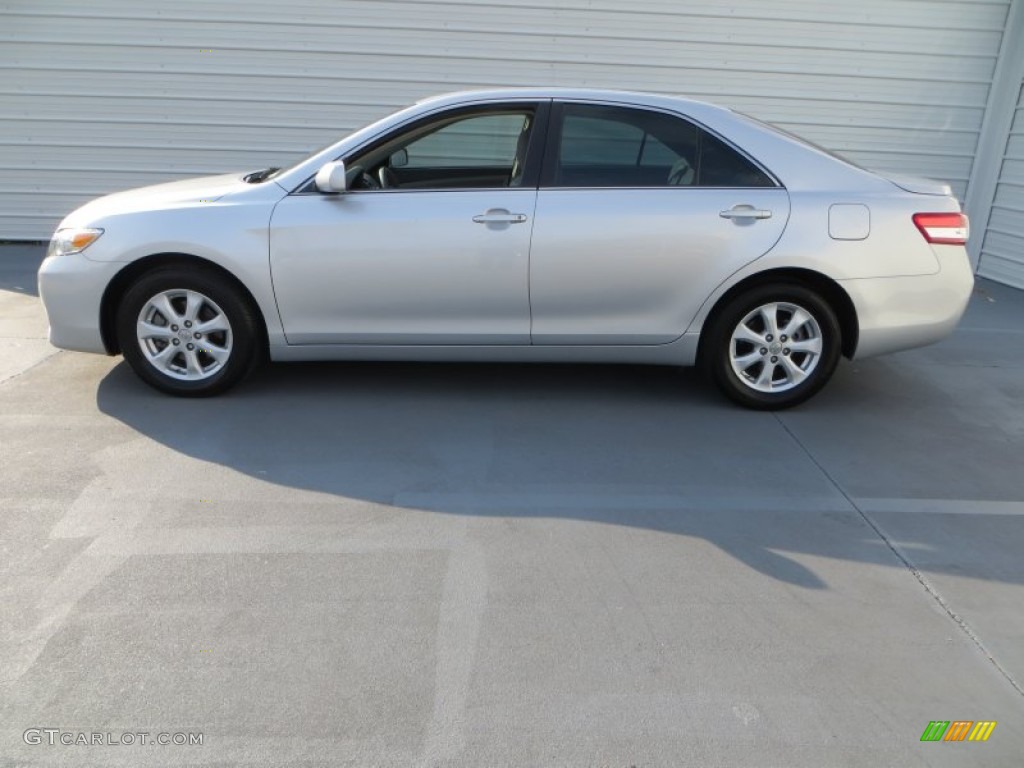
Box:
[978,78,1024,288]
[0,0,1011,241]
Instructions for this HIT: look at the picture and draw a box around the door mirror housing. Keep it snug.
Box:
[314,160,347,194]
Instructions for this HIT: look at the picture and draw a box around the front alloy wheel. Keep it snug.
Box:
[706,284,841,409]
[117,266,261,396]
[136,289,233,381]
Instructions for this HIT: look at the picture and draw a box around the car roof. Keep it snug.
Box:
[415,88,728,120]
[417,87,715,108]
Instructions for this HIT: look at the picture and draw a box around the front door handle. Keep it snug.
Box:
[720,205,772,220]
[473,210,528,225]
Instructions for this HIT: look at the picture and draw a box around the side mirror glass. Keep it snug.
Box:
[389,148,409,168]
[314,160,347,194]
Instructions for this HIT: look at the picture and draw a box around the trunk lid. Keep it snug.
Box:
[883,173,953,196]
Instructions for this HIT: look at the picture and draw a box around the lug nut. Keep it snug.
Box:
[780,334,788,342]
[171,325,178,331]
[760,347,767,355]
[172,339,180,346]
[771,355,778,363]
[187,343,194,351]
[766,334,773,342]
[194,332,202,339]
[783,349,790,356]
[184,321,192,328]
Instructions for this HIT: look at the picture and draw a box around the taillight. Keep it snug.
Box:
[913,212,969,245]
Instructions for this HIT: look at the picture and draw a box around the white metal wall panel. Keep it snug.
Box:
[978,80,1024,288]
[0,0,1011,240]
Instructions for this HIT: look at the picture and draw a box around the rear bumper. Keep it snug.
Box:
[842,245,974,359]
[37,253,120,354]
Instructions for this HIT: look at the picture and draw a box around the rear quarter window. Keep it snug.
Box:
[699,131,776,187]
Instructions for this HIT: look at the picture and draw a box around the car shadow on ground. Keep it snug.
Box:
[94,354,1024,592]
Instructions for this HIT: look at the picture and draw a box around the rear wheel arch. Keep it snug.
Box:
[100,253,268,356]
[697,268,858,363]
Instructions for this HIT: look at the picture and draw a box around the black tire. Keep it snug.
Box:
[116,266,262,397]
[702,283,841,410]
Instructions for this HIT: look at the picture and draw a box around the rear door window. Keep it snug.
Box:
[546,103,775,188]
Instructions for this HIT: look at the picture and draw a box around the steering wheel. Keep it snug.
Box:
[378,166,400,189]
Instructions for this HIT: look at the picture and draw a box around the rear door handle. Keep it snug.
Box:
[473,211,528,224]
[720,206,772,220]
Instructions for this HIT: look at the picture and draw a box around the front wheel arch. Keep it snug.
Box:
[100,253,268,356]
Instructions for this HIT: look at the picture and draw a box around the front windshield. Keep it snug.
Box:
[270,101,436,186]
[256,138,339,183]
[282,136,344,171]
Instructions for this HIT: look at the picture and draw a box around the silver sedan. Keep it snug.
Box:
[38,88,973,408]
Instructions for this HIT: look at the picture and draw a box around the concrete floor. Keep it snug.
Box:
[1,242,1022,767]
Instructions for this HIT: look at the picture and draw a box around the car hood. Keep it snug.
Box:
[60,172,268,225]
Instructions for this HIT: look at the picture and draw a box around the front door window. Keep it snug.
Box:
[347,109,537,191]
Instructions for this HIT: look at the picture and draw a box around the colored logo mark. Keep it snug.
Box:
[921,720,996,742]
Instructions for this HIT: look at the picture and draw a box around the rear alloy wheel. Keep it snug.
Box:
[705,284,841,409]
[117,267,261,396]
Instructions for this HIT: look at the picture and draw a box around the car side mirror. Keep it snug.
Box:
[314,160,347,194]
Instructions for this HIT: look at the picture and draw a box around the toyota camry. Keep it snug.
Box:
[37,88,973,408]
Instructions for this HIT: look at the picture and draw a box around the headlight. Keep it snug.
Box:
[48,227,104,258]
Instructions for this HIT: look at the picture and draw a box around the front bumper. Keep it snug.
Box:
[37,253,122,354]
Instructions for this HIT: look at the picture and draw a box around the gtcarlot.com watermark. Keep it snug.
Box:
[23,728,203,747]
